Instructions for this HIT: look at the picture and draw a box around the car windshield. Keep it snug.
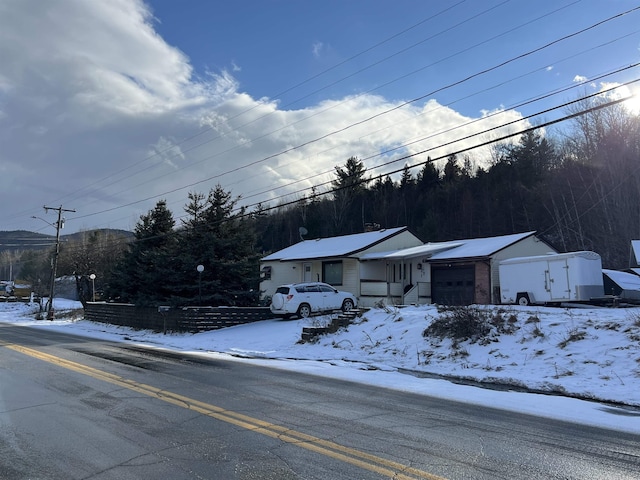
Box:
[275,286,290,294]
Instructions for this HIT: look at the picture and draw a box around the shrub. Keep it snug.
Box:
[557,328,587,349]
[423,305,492,343]
[424,305,522,344]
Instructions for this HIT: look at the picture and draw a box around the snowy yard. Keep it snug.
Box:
[2,299,640,434]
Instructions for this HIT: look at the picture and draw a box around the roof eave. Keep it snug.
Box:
[343,227,409,256]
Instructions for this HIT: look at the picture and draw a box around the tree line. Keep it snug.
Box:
[256,98,640,269]
[7,98,640,306]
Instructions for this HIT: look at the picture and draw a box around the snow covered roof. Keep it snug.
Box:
[603,269,640,291]
[261,227,409,261]
[360,242,464,260]
[430,232,539,260]
[363,231,538,261]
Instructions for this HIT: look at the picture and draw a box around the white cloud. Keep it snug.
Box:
[0,0,530,233]
[573,74,589,83]
[312,41,324,58]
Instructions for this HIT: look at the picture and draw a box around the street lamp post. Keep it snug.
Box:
[197,264,204,305]
[89,274,96,302]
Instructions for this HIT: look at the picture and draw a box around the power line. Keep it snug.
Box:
[1,89,636,273]
[71,72,640,226]
[231,64,640,206]
[3,3,638,235]
[32,1,594,221]
[230,81,640,218]
[34,1,473,211]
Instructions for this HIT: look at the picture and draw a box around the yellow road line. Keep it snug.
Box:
[1,341,447,480]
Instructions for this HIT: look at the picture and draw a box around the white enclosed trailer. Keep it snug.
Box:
[499,251,604,305]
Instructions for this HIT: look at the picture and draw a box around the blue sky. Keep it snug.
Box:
[146,0,640,115]
[0,0,638,234]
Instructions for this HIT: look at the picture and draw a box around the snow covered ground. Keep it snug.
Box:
[2,299,640,435]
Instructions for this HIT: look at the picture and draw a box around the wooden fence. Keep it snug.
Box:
[84,303,273,333]
[0,296,35,303]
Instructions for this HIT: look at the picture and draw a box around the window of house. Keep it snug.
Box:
[260,266,272,280]
[322,261,343,285]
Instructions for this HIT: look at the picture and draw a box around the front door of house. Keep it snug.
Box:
[303,263,312,282]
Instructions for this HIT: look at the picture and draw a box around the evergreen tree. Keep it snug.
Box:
[331,157,367,234]
[399,164,416,227]
[504,130,555,186]
[253,103,639,268]
[106,200,177,305]
[442,154,461,183]
[179,185,261,306]
[416,159,440,189]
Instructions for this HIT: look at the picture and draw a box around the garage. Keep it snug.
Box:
[431,265,475,305]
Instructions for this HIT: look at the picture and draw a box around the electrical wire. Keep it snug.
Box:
[5,86,637,270]
[23,1,587,222]
[28,1,473,212]
[65,7,640,226]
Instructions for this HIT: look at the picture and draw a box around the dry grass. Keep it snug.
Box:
[557,329,587,349]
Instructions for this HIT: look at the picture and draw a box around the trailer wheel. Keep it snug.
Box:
[516,293,530,306]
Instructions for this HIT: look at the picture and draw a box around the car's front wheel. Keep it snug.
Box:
[342,299,354,312]
[297,303,311,318]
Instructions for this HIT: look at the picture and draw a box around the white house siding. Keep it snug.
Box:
[357,255,434,307]
[305,258,355,290]
[260,229,423,301]
[359,230,422,254]
[260,261,300,298]
[489,236,556,303]
[414,259,432,304]
[342,259,360,297]
[414,258,431,283]
[259,258,359,298]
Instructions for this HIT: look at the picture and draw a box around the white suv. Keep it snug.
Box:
[270,282,357,318]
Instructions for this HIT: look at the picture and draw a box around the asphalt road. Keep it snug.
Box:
[1,323,639,480]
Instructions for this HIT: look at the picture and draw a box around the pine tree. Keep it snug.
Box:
[179,185,261,306]
[106,200,176,305]
[331,157,367,234]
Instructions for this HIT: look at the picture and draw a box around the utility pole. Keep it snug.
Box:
[43,205,76,320]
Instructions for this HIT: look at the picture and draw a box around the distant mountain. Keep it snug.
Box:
[0,229,133,252]
[0,230,55,251]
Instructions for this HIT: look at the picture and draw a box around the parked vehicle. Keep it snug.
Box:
[499,251,604,305]
[270,282,356,318]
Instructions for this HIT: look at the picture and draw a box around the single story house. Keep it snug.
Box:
[260,227,423,301]
[261,228,556,307]
[359,231,556,306]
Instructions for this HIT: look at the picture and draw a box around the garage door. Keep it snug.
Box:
[431,266,475,305]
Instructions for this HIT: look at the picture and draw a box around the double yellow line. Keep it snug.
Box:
[2,341,446,480]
